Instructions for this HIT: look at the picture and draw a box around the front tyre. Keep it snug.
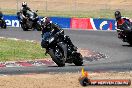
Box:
[36,23,42,31]
[1,22,6,29]
[48,47,65,67]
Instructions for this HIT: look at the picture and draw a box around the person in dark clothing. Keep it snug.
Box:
[20,2,32,18]
[115,11,132,41]
[41,17,77,51]
[0,11,3,20]
[19,2,33,23]
[41,17,59,34]
[115,11,132,29]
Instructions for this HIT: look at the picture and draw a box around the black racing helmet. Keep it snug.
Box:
[115,11,121,20]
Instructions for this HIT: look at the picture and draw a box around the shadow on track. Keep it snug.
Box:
[122,45,132,47]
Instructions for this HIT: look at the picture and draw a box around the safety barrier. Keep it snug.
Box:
[3,15,116,30]
[70,18,116,30]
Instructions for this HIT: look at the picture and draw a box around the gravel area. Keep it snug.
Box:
[0,71,131,88]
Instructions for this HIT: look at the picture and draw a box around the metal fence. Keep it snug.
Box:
[0,0,132,18]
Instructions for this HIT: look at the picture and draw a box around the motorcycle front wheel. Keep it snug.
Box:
[36,23,42,31]
[48,46,65,67]
[0,20,6,29]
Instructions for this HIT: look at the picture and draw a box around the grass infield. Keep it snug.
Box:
[0,38,49,62]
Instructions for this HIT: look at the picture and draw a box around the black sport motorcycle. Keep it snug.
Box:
[41,30,83,67]
[17,10,42,31]
[117,21,132,45]
[0,18,6,29]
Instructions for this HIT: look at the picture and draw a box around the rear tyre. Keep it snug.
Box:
[21,24,29,31]
[73,53,83,66]
[48,47,65,67]
[128,42,132,46]
[127,36,132,46]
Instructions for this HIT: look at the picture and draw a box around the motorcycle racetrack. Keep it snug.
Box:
[0,28,132,75]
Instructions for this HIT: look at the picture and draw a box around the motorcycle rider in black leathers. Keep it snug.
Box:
[114,11,132,41]
[41,17,77,53]
[19,2,32,23]
[115,11,132,30]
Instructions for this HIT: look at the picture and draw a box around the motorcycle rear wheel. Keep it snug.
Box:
[73,52,83,66]
[21,24,29,31]
[128,42,132,46]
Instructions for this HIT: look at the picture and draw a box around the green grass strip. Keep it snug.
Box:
[0,38,49,62]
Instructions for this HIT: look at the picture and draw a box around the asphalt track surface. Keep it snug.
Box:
[0,28,132,75]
